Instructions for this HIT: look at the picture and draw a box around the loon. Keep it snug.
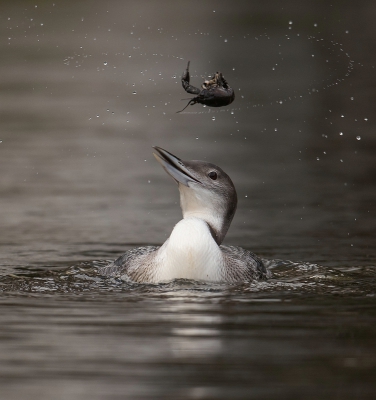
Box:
[99,147,269,283]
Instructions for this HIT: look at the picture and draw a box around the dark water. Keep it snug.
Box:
[0,1,375,399]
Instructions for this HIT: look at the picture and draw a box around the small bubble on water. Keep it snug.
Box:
[132,91,137,94]
[231,111,234,115]
[364,117,368,121]
[279,100,283,104]
[103,61,107,66]
[0,140,2,143]
[274,128,278,131]
[350,96,354,100]
[316,157,320,161]
[96,115,99,118]
[356,136,361,140]
[224,39,228,43]
[339,132,343,136]
[341,114,345,118]
[128,55,131,58]
[340,159,344,162]
[289,20,293,25]
[314,23,318,27]
[212,116,216,121]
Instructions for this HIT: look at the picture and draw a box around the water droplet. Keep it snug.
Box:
[0,140,2,143]
[103,61,107,66]
[340,159,344,163]
[316,157,320,161]
[132,91,137,95]
[224,39,228,43]
[289,21,293,25]
[339,132,343,136]
[364,117,368,121]
[96,115,99,118]
[279,100,283,104]
[212,116,216,121]
[356,136,361,140]
[341,114,344,118]
[274,128,278,132]
[314,23,318,27]
[230,111,234,115]
[350,96,354,100]
[128,55,131,58]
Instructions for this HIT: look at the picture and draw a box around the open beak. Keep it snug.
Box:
[153,146,201,187]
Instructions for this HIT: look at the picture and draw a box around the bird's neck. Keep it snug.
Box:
[155,217,224,281]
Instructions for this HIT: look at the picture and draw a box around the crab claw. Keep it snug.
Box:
[182,61,191,84]
[181,61,201,95]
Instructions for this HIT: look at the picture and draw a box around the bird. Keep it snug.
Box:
[99,146,269,283]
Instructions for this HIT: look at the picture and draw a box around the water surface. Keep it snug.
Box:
[0,1,375,399]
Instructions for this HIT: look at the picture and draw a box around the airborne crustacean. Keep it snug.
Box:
[177,61,235,113]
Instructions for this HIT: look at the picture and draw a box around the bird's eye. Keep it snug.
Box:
[208,171,218,180]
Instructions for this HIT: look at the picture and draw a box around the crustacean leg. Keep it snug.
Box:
[181,61,201,95]
[177,61,202,113]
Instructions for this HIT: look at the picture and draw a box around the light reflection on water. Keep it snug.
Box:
[0,260,375,400]
[1,258,375,298]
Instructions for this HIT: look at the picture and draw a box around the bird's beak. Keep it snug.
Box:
[153,146,201,187]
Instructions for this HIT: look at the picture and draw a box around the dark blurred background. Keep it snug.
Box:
[0,0,375,267]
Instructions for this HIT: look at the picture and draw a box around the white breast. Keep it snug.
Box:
[153,217,224,282]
